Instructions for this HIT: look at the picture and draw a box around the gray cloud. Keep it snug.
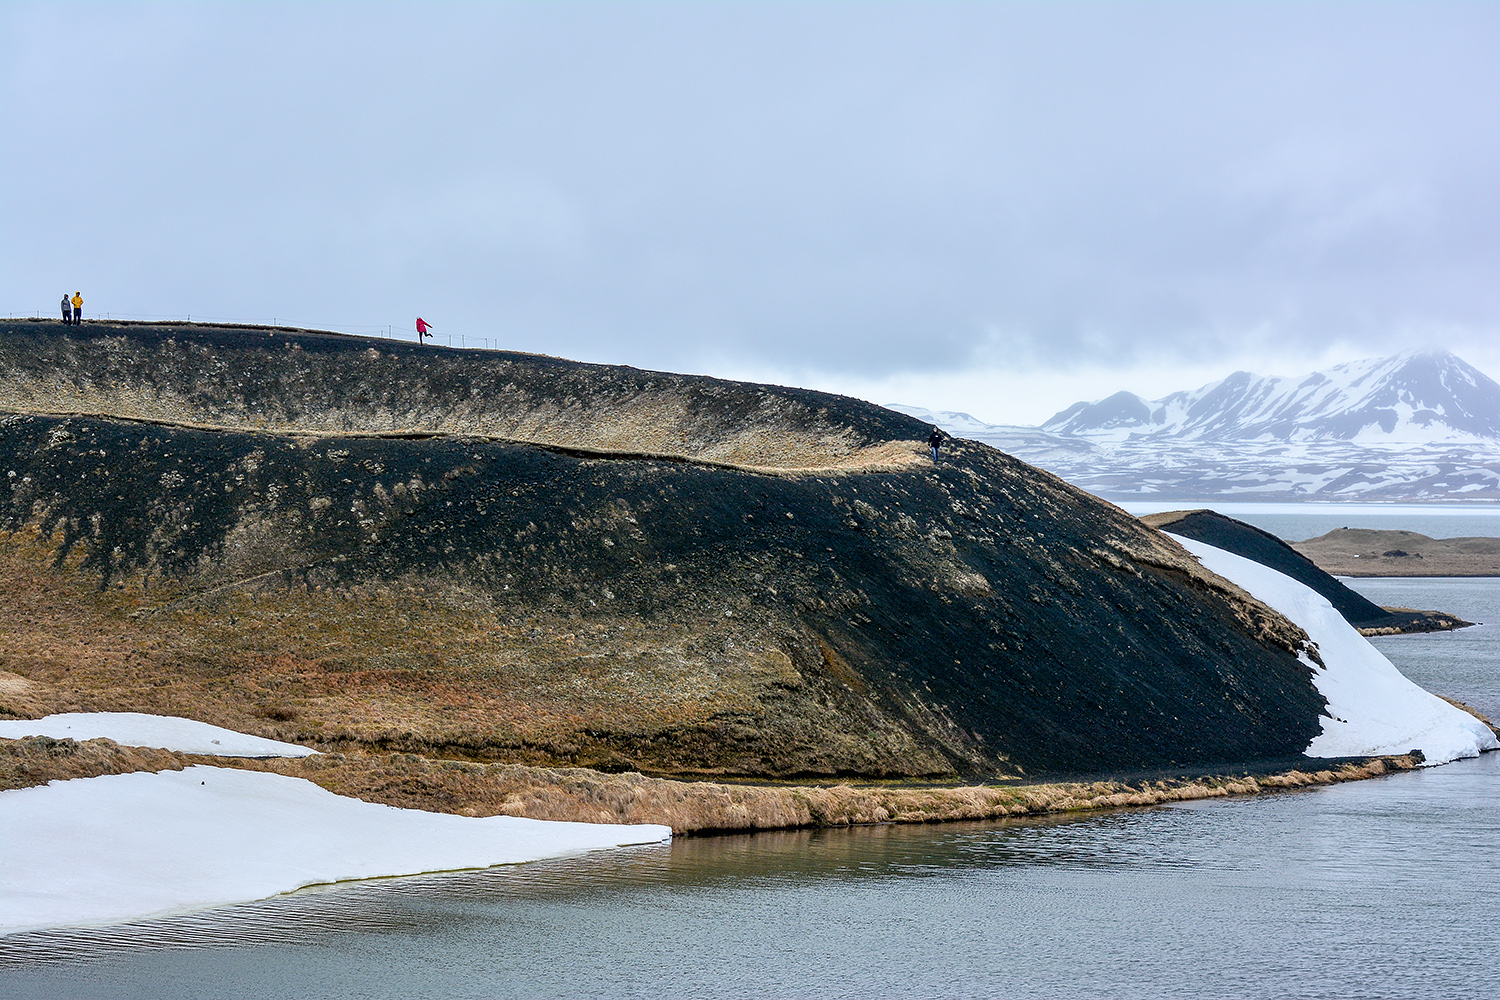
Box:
[2,2,1496,378]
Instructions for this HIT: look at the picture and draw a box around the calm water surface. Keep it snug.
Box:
[1351,576,1500,722]
[3,571,1496,999]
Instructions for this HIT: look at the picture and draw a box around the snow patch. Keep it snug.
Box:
[0,712,318,758]
[1168,534,1498,763]
[1,765,671,934]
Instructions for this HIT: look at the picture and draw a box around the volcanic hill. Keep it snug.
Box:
[0,320,1329,780]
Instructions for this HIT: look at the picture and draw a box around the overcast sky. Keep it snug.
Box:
[3,2,1497,424]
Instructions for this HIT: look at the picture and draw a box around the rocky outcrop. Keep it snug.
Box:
[0,321,1329,780]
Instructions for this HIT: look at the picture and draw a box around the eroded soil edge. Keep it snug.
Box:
[1,734,1430,835]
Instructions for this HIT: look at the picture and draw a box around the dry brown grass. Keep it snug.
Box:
[2,363,929,476]
[263,753,1414,833]
[0,735,1424,834]
[0,526,782,763]
[9,406,930,476]
[0,735,186,791]
[1292,529,1500,577]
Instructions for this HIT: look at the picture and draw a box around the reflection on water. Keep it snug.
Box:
[6,756,1500,999]
[1,810,1147,965]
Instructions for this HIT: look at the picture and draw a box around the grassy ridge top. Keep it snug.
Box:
[0,320,926,473]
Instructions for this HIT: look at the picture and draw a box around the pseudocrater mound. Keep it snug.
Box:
[0,320,1424,781]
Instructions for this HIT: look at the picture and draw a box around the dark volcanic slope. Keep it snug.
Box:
[1142,510,1463,632]
[0,321,1328,779]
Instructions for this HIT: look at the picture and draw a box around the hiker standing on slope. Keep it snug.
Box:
[928,426,948,461]
[61,293,72,325]
[415,317,432,344]
[70,292,83,324]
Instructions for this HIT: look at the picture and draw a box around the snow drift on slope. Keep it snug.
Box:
[0,765,671,935]
[0,712,317,757]
[1169,534,1498,763]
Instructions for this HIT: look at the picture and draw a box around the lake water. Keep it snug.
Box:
[4,515,1498,999]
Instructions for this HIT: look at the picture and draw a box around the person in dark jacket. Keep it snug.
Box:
[61,294,72,325]
[928,426,949,461]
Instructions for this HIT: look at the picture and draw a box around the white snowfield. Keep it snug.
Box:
[1170,534,1499,764]
[0,712,318,758]
[1,765,671,935]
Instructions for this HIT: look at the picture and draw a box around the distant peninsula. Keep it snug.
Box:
[1292,528,1500,578]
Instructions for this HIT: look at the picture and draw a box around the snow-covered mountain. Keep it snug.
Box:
[892,351,1500,501]
[887,404,1104,467]
[884,405,1003,439]
[1041,351,1500,445]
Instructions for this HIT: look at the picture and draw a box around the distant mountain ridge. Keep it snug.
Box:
[1041,351,1500,445]
[891,350,1500,501]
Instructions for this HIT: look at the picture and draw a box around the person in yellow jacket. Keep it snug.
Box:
[70,292,83,323]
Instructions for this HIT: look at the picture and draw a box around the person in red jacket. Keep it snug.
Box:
[415,317,432,343]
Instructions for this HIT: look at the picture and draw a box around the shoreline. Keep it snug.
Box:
[1,735,1438,836]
